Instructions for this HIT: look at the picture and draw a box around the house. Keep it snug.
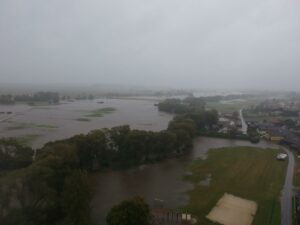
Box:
[270,136,284,142]
[151,208,197,225]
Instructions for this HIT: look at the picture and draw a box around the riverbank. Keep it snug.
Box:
[183,147,287,225]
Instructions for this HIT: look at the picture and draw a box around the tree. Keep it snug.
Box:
[62,170,92,225]
[168,116,197,137]
[0,138,34,171]
[106,197,151,225]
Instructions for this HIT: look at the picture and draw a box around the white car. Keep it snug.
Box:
[277,153,288,160]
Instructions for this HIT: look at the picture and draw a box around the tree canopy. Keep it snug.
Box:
[0,138,34,171]
[106,197,151,225]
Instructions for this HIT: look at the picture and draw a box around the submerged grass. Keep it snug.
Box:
[76,118,91,122]
[31,106,58,110]
[6,122,58,130]
[85,107,116,117]
[16,134,41,146]
[183,147,287,225]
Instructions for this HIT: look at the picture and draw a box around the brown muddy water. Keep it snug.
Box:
[0,98,173,148]
[91,137,280,225]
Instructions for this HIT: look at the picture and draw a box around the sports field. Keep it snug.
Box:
[184,147,287,225]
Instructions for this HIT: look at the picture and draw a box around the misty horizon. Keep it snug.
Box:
[1,0,299,91]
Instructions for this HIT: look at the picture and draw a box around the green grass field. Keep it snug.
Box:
[206,101,244,113]
[206,98,262,113]
[183,147,287,225]
[16,134,41,146]
[292,151,300,187]
[85,107,116,117]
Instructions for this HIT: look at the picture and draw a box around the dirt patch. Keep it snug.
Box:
[206,193,257,225]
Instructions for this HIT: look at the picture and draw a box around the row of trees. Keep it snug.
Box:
[0,92,60,104]
[157,95,252,114]
[157,97,205,114]
[0,139,33,171]
[43,123,195,170]
[40,109,217,171]
[0,143,92,225]
[0,95,15,104]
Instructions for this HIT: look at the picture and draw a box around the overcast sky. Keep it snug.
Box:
[0,0,299,90]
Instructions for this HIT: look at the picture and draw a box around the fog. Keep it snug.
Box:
[0,0,299,91]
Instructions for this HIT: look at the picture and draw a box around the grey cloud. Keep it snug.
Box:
[0,0,299,90]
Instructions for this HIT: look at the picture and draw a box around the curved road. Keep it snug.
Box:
[281,147,295,225]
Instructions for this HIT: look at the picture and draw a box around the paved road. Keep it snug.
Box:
[239,109,248,135]
[281,147,295,225]
[235,109,293,225]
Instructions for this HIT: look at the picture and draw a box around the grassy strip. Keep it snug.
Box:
[85,107,116,117]
[292,151,300,187]
[6,122,58,130]
[293,196,297,225]
[31,106,57,110]
[198,131,250,141]
[76,118,91,122]
[206,101,244,113]
[183,147,287,225]
[16,134,41,146]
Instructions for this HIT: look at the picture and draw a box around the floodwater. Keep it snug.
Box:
[0,99,173,148]
[0,97,282,225]
[91,137,280,225]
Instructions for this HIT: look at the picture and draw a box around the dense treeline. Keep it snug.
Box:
[0,139,33,171]
[157,95,252,114]
[106,197,151,225]
[40,109,217,170]
[0,92,59,104]
[0,143,92,225]
[157,97,205,114]
[43,123,192,170]
[0,95,14,104]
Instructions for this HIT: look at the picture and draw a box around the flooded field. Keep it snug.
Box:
[0,99,173,148]
[0,96,281,225]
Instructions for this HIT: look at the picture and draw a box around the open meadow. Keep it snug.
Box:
[184,147,287,225]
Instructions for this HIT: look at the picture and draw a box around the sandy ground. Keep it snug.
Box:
[206,193,257,225]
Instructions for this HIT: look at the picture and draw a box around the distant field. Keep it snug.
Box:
[206,99,259,113]
[183,147,287,225]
